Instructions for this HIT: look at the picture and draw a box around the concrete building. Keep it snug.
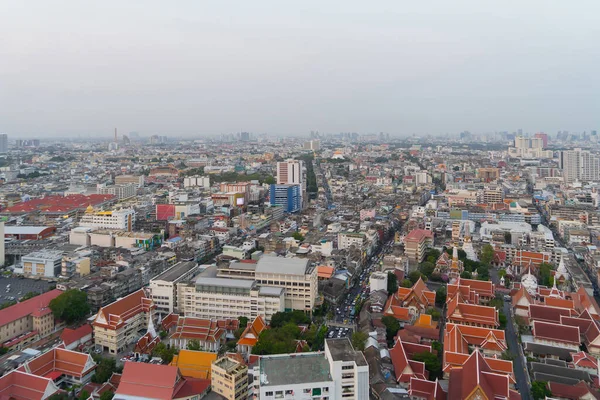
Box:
[257,338,368,400]
[403,229,434,263]
[97,183,137,200]
[561,148,600,184]
[149,261,199,315]
[369,272,388,292]
[177,277,284,323]
[211,356,249,400]
[254,256,318,313]
[60,255,91,278]
[115,174,145,188]
[337,232,367,250]
[22,249,63,278]
[269,184,301,213]
[184,175,210,188]
[0,134,7,153]
[92,289,155,354]
[0,289,61,351]
[79,206,135,231]
[277,159,304,185]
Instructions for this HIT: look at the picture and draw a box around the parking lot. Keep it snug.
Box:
[0,276,52,306]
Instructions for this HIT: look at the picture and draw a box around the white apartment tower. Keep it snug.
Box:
[277,159,304,185]
[561,148,600,184]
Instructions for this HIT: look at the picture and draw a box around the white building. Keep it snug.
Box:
[277,159,304,185]
[22,249,63,277]
[149,261,199,315]
[369,272,388,292]
[337,232,366,250]
[97,183,137,200]
[254,256,318,313]
[177,277,284,323]
[561,148,600,184]
[256,338,368,400]
[79,207,136,231]
[184,175,211,188]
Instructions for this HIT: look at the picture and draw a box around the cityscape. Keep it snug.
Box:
[1,1,599,400]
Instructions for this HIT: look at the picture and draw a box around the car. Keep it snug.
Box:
[94,348,102,354]
[504,295,511,301]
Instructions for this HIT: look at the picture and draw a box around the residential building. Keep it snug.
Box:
[211,356,249,400]
[0,289,61,350]
[149,261,199,315]
[97,183,137,199]
[115,174,145,188]
[404,229,434,262]
[561,148,600,183]
[22,250,63,278]
[177,277,284,322]
[337,232,366,250]
[183,175,210,188]
[92,289,155,354]
[254,256,318,312]
[79,206,136,231]
[269,184,301,213]
[256,338,368,400]
[277,159,304,185]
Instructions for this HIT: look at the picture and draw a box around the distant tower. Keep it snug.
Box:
[114,128,118,143]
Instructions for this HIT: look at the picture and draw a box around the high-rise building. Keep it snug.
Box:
[276,159,304,185]
[560,148,600,184]
[0,134,7,153]
[270,184,301,213]
[534,132,549,148]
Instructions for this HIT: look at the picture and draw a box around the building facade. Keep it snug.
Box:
[269,184,301,213]
[211,357,249,400]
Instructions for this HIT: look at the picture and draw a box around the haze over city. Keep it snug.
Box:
[1,0,599,138]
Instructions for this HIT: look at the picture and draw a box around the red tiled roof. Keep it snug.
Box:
[0,370,59,400]
[447,351,511,400]
[529,304,573,323]
[0,289,62,328]
[237,316,267,347]
[547,381,598,400]
[405,229,433,242]
[172,378,210,399]
[93,289,154,331]
[116,362,183,400]
[25,348,95,379]
[161,313,179,331]
[3,194,115,214]
[60,324,93,347]
[170,316,232,343]
[532,320,580,345]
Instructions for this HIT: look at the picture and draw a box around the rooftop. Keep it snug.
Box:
[260,353,331,387]
[326,338,368,366]
[23,249,64,260]
[153,261,197,282]
[255,256,310,276]
[258,286,285,297]
[0,289,62,328]
[195,277,255,289]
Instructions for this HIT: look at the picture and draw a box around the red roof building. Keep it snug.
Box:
[169,316,238,352]
[22,347,96,386]
[446,295,499,328]
[389,338,431,386]
[60,324,93,351]
[2,194,115,216]
[404,229,434,262]
[384,278,435,323]
[447,277,495,305]
[532,320,580,350]
[0,370,60,400]
[237,316,267,355]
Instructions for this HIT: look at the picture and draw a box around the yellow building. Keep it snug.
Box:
[211,356,248,400]
[170,349,217,379]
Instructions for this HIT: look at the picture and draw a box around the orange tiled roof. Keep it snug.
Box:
[170,350,218,380]
[25,348,95,379]
[116,362,184,400]
[170,316,231,343]
[0,370,59,400]
[446,295,499,327]
[93,289,154,331]
[237,316,267,347]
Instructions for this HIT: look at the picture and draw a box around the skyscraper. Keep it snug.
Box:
[560,148,600,184]
[277,159,304,185]
[0,134,7,153]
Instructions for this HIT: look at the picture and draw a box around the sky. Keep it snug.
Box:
[0,1,599,138]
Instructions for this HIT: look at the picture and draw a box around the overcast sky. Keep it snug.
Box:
[1,1,598,138]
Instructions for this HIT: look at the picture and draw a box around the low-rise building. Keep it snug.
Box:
[149,261,199,315]
[22,250,63,278]
[211,356,249,400]
[92,289,155,355]
[79,206,136,231]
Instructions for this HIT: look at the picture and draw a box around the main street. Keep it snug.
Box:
[503,301,531,400]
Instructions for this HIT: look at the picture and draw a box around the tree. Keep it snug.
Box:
[480,244,494,266]
[0,300,16,310]
[264,175,276,185]
[408,270,423,285]
[426,308,441,321]
[401,279,412,288]
[387,272,398,295]
[500,351,515,361]
[269,310,311,328]
[49,394,69,400]
[351,331,369,351]
[187,339,201,351]
[431,340,442,353]
[381,316,401,344]
[49,289,90,324]
[539,263,554,287]
[499,312,507,329]
[531,381,551,400]
[159,330,168,339]
[412,351,442,380]
[425,248,441,264]
[78,390,90,400]
[453,166,460,171]
[238,316,249,329]
[292,232,304,241]
[99,393,115,400]
[91,356,118,383]
[153,342,177,363]
[435,286,447,306]
[252,323,301,355]
[460,271,472,279]
[419,262,435,278]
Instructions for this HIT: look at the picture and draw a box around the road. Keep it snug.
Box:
[504,301,531,400]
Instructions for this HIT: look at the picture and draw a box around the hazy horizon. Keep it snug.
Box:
[1,1,599,138]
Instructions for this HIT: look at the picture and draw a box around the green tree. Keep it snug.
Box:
[351,331,369,351]
[412,351,442,380]
[401,279,412,288]
[49,394,69,400]
[531,381,551,400]
[49,289,90,324]
[0,300,16,310]
[381,316,401,344]
[153,342,177,363]
[252,322,301,355]
[0,347,8,356]
[238,316,249,329]
[264,175,276,185]
[425,248,441,264]
[91,356,118,384]
[499,312,507,329]
[408,270,423,285]
[500,351,515,361]
[480,244,495,265]
[99,393,115,400]
[387,272,398,295]
[460,271,472,279]
[269,310,311,328]
[292,232,305,241]
[539,263,554,286]
[78,390,90,400]
[435,286,447,306]
[159,330,168,339]
[419,262,435,277]
[187,339,201,351]
[431,340,442,353]
[426,308,441,321]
